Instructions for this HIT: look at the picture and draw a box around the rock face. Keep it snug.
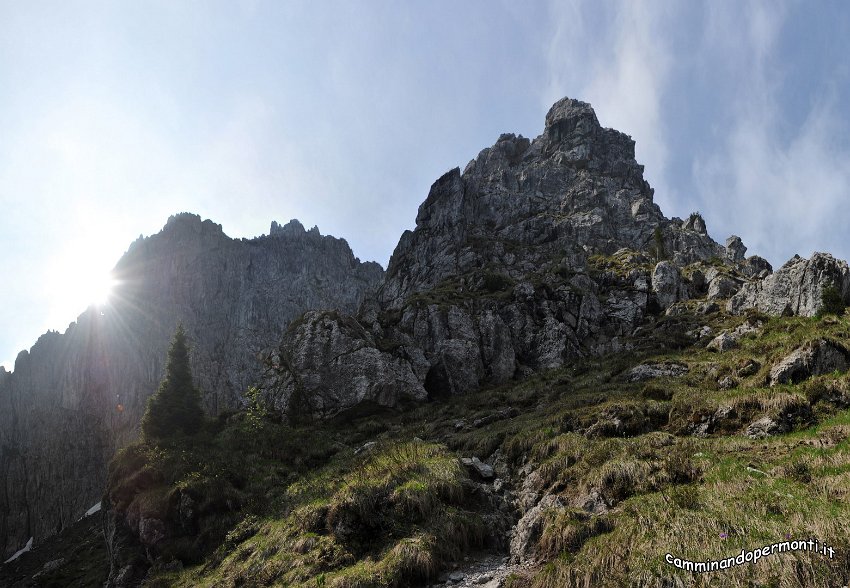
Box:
[652,261,686,310]
[379,99,723,310]
[725,236,746,262]
[11,95,848,563]
[769,339,850,385]
[728,253,850,317]
[265,310,426,417]
[268,98,728,414]
[0,214,383,560]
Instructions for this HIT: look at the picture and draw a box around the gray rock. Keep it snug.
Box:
[691,405,738,437]
[104,507,148,587]
[0,214,384,560]
[708,275,741,300]
[741,255,773,278]
[718,376,737,390]
[729,253,850,317]
[769,339,850,386]
[510,494,564,562]
[682,212,707,235]
[725,236,747,262]
[627,362,689,382]
[267,311,426,418]
[374,96,724,407]
[572,488,610,515]
[138,517,166,547]
[707,332,737,353]
[697,301,720,314]
[652,261,687,310]
[462,457,495,480]
[746,417,787,439]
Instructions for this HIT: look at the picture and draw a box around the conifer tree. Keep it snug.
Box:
[141,325,204,441]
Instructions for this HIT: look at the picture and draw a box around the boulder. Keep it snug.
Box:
[652,261,687,310]
[707,332,737,353]
[741,255,773,279]
[461,457,495,480]
[707,275,741,300]
[769,339,850,386]
[729,253,850,317]
[717,376,737,390]
[627,362,688,382]
[746,416,787,439]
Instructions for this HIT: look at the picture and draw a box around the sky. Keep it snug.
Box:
[1,1,849,370]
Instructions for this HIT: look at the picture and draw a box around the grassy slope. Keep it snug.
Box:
[0,512,109,587]
[103,306,850,588]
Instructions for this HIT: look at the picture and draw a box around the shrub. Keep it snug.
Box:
[818,285,846,317]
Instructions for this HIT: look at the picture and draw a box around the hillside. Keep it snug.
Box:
[2,96,850,587]
[6,303,850,587]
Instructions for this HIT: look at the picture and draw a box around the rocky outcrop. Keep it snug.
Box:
[0,213,383,560]
[627,362,689,382]
[707,275,741,300]
[728,253,850,317]
[769,339,850,385]
[652,261,686,310]
[725,236,746,262]
[265,311,426,418]
[275,97,724,405]
[378,98,724,310]
[274,93,727,406]
[103,507,147,588]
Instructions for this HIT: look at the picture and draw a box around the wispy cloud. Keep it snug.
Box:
[544,0,674,209]
[693,0,850,266]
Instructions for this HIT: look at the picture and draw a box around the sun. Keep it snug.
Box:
[62,266,119,310]
[87,272,120,306]
[46,247,122,329]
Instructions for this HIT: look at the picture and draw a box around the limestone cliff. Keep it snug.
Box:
[267,98,850,417]
[0,214,383,559]
[266,98,742,414]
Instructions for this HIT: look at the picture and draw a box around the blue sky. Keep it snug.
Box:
[1,1,849,369]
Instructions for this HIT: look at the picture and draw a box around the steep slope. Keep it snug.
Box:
[99,304,850,588]
[0,214,383,560]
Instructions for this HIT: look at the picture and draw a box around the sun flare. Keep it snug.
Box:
[47,246,121,329]
[63,267,118,310]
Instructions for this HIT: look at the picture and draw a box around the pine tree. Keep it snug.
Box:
[141,325,204,441]
[652,226,666,262]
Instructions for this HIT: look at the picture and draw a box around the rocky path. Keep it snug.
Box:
[428,553,536,588]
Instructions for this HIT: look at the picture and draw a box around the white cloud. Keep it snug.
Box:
[693,0,850,266]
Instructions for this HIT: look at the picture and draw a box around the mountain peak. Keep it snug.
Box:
[544,96,599,132]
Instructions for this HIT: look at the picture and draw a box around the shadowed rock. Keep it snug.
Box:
[729,252,850,317]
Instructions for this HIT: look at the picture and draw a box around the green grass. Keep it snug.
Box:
[104,310,850,587]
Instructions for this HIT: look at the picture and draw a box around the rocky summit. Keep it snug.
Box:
[267,97,830,415]
[2,97,850,588]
